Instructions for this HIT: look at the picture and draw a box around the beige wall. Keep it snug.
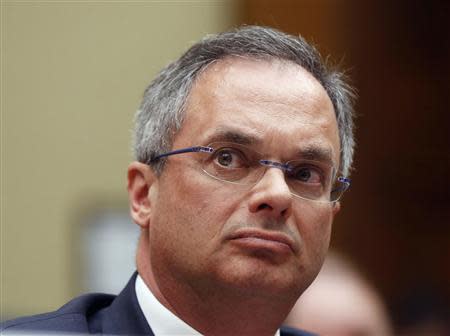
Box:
[1,0,239,319]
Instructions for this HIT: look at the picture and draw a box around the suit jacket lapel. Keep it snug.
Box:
[101,272,154,335]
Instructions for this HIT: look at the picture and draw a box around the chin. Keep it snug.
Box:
[213,257,305,299]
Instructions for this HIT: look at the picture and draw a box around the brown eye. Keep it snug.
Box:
[217,151,233,166]
[290,165,322,184]
[213,148,246,169]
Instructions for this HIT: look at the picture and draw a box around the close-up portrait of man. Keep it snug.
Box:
[2,24,355,336]
[2,2,449,336]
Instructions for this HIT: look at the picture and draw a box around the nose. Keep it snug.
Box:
[247,167,293,219]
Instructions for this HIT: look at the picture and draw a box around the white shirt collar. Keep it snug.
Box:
[135,274,202,335]
[135,274,280,336]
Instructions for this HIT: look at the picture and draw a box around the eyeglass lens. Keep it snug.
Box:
[198,142,346,202]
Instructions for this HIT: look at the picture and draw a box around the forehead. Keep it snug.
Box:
[174,57,340,164]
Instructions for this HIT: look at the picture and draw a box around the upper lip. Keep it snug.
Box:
[227,228,297,253]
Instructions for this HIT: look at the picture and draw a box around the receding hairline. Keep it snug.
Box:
[185,55,337,119]
[191,54,331,90]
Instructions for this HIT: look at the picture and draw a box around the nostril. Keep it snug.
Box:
[255,202,290,218]
[257,203,272,211]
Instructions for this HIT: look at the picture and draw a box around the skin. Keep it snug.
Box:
[128,57,341,335]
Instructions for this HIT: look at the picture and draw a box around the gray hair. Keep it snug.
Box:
[134,25,356,176]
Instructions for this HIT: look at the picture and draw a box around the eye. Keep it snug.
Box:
[213,148,247,169]
[289,165,323,184]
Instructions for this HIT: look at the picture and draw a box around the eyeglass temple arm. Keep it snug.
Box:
[332,177,351,192]
[151,146,213,162]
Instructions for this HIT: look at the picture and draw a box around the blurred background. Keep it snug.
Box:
[1,0,449,334]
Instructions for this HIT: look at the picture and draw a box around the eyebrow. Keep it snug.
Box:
[206,128,262,146]
[205,127,336,167]
[297,146,335,167]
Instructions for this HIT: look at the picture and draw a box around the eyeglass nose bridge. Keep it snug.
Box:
[259,160,292,172]
[253,160,296,195]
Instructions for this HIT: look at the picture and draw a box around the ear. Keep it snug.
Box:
[332,201,341,216]
[127,161,158,229]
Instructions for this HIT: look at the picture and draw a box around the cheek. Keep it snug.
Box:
[295,203,333,264]
[153,168,241,250]
[296,202,333,234]
[149,169,246,281]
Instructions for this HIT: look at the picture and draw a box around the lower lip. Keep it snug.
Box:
[230,237,292,254]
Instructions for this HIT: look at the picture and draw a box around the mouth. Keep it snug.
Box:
[227,229,296,254]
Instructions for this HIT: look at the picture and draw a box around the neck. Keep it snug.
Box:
[177,286,290,336]
[136,232,295,336]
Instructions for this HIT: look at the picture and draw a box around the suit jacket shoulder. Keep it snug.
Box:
[1,293,115,334]
[1,273,152,335]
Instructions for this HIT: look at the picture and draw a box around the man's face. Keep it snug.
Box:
[147,58,340,301]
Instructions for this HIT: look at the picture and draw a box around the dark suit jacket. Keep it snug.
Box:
[1,272,315,335]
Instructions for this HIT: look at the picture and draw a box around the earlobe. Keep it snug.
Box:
[127,162,158,229]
